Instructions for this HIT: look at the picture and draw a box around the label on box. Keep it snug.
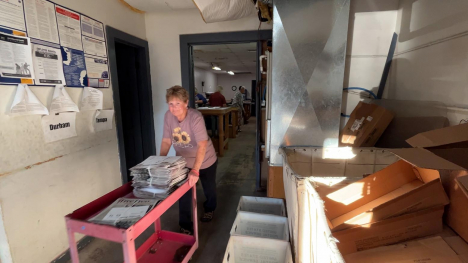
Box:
[351,117,365,132]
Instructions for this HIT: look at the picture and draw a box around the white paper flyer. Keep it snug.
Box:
[41,112,77,143]
[93,109,114,132]
[9,84,49,116]
[50,85,79,114]
[80,86,103,111]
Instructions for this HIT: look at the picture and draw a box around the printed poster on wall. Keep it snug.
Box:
[55,6,83,51]
[0,0,26,31]
[62,47,87,87]
[81,16,105,41]
[32,44,66,85]
[0,32,34,79]
[83,36,107,58]
[41,112,77,143]
[0,27,34,85]
[0,0,110,87]
[85,55,109,88]
[23,0,59,44]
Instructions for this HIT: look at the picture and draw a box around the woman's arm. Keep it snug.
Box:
[160,138,172,156]
[192,140,207,171]
[188,140,207,186]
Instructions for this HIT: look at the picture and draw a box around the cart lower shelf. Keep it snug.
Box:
[138,231,196,263]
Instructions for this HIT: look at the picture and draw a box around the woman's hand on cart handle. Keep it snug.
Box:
[188,169,199,187]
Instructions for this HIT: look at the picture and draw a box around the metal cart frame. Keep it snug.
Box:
[65,181,198,263]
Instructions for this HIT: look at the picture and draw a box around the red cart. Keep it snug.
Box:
[65,181,198,263]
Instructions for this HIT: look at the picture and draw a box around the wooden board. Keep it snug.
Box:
[268,166,285,199]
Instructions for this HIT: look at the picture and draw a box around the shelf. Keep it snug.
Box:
[138,231,196,263]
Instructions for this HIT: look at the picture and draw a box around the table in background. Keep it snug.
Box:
[197,107,233,157]
[228,107,239,138]
[243,101,252,124]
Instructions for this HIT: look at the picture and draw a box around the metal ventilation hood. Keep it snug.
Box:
[124,0,256,23]
[269,0,350,165]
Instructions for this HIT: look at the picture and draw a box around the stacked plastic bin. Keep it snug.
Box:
[223,196,293,263]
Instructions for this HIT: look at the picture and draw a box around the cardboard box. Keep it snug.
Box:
[404,123,468,243]
[281,124,468,263]
[344,236,463,263]
[334,206,444,255]
[341,102,394,147]
[444,173,468,243]
[375,116,449,148]
[323,160,449,231]
[444,236,468,263]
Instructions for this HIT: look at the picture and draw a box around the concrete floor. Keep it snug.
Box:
[68,117,264,263]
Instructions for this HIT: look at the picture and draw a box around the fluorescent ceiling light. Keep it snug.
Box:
[211,63,221,70]
[228,71,235,75]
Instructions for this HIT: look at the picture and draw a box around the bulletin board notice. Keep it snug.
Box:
[0,0,109,88]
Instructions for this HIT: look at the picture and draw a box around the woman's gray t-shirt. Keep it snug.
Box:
[163,108,217,169]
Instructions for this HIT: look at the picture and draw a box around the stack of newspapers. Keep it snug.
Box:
[131,156,189,199]
[89,198,160,228]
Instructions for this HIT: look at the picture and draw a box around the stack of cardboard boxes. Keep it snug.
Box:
[338,103,468,261]
[282,102,468,262]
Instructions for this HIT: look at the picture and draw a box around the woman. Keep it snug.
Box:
[194,88,207,107]
[160,85,218,235]
[209,85,227,107]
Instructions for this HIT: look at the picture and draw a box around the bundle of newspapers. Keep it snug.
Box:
[130,156,189,199]
[89,198,160,228]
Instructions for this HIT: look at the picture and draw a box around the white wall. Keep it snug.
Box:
[342,0,399,128]
[194,67,217,94]
[388,0,468,124]
[344,0,468,126]
[0,1,146,262]
[145,10,272,154]
[217,73,256,100]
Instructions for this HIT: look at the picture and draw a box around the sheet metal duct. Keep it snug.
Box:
[193,0,256,23]
[123,0,195,12]
[269,0,350,165]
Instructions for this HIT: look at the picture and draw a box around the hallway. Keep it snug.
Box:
[66,117,263,263]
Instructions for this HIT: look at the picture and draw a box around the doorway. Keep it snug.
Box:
[180,30,272,190]
[107,26,156,183]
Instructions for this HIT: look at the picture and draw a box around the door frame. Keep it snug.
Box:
[180,30,273,190]
[107,26,156,183]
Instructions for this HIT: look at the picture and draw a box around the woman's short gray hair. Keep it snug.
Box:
[216,85,223,92]
[166,85,189,103]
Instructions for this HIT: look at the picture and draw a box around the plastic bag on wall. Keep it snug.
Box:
[193,0,256,23]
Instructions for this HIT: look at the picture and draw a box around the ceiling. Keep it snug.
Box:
[193,42,257,75]
[123,0,195,12]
